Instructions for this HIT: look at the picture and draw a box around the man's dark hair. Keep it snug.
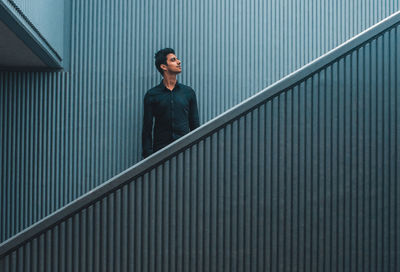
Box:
[155,48,175,75]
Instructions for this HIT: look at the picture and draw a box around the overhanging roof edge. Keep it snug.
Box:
[0,0,62,68]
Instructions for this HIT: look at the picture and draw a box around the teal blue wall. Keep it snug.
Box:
[1,0,399,242]
[1,13,399,270]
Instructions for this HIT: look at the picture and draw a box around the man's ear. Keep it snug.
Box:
[160,64,167,72]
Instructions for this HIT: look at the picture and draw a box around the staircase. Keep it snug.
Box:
[1,11,400,272]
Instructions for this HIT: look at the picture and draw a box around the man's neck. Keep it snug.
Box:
[163,74,177,91]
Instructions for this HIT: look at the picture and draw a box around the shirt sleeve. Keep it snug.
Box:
[189,90,200,131]
[142,93,153,158]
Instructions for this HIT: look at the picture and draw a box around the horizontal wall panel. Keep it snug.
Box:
[1,0,400,242]
[1,15,399,272]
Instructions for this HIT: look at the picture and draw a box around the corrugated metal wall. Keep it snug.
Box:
[1,0,399,242]
[1,16,399,272]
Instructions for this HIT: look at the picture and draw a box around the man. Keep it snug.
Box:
[142,48,200,158]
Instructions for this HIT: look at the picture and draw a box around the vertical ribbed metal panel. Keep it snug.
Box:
[1,20,399,272]
[1,0,399,242]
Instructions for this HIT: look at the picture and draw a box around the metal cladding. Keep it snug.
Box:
[1,11,399,272]
[0,0,400,244]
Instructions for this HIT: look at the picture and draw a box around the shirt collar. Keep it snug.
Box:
[159,80,179,91]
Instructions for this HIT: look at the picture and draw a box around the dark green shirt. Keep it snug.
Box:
[142,81,200,158]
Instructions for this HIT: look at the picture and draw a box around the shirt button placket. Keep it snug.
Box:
[171,92,174,138]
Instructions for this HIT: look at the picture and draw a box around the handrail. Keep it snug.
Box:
[1,10,400,258]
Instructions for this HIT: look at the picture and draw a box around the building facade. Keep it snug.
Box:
[1,0,399,243]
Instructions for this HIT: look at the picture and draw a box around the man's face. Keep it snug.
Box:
[161,53,182,75]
